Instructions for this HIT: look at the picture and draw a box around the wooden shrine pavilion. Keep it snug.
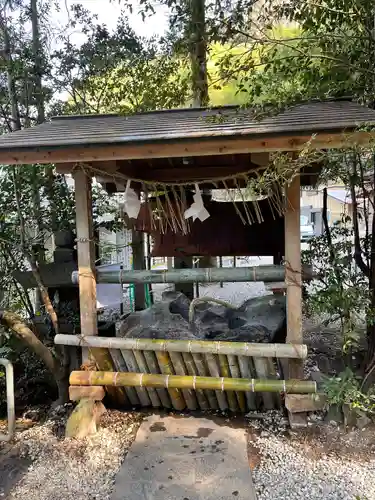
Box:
[2,100,375,424]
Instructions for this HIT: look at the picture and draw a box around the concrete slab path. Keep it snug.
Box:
[111,413,256,500]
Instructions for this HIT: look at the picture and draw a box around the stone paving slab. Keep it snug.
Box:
[111,413,256,500]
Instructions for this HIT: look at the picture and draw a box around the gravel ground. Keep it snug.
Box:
[247,411,375,500]
[5,262,372,499]
[1,409,142,500]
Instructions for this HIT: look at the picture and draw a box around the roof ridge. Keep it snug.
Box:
[51,97,355,122]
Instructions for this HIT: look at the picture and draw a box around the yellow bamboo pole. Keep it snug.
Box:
[133,350,161,407]
[237,356,256,410]
[120,349,151,407]
[143,351,171,408]
[89,347,127,405]
[192,353,219,410]
[218,355,239,412]
[169,351,198,410]
[70,371,317,394]
[109,349,138,405]
[181,352,209,410]
[227,355,246,412]
[205,352,228,411]
[155,351,186,410]
[253,357,274,409]
[55,334,308,359]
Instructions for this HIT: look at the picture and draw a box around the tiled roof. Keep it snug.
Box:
[0,100,374,151]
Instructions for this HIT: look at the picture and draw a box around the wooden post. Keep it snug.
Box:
[285,174,306,428]
[73,169,126,404]
[273,253,283,265]
[146,233,153,305]
[73,169,97,362]
[219,256,223,288]
[282,175,307,429]
[285,175,303,379]
[132,229,146,310]
[174,257,194,300]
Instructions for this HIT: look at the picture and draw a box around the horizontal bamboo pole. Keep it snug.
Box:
[55,335,308,359]
[71,265,314,285]
[70,371,317,394]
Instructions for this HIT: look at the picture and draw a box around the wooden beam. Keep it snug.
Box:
[116,163,261,182]
[73,169,97,360]
[56,160,119,175]
[285,175,303,379]
[285,394,327,413]
[69,385,105,401]
[0,131,373,165]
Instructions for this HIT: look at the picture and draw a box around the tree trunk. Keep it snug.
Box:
[189,0,208,107]
[12,167,60,334]
[366,165,375,368]
[0,9,21,131]
[0,310,69,404]
[30,0,45,125]
[349,169,370,277]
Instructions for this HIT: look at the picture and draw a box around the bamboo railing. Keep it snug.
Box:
[71,264,314,285]
[70,371,316,394]
[56,335,311,412]
[55,335,307,359]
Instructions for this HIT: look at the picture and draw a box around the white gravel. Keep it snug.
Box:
[3,410,142,500]
[248,412,375,500]
[253,435,375,500]
[146,256,273,307]
[197,281,268,306]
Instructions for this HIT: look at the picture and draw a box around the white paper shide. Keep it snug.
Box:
[184,183,210,222]
[123,179,141,219]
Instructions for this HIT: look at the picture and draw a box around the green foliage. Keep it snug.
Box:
[185,0,375,110]
[323,368,375,415]
[51,6,189,114]
[302,220,369,352]
[0,164,124,318]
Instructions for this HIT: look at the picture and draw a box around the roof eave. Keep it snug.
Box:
[0,128,373,166]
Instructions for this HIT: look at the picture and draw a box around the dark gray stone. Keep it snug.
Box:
[53,248,76,263]
[342,404,357,427]
[117,301,199,340]
[228,295,286,341]
[54,229,75,248]
[212,324,270,343]
[324,404,344,425]
[162,290,191,322]
[193,304,231,339]
[117,293,286,344]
